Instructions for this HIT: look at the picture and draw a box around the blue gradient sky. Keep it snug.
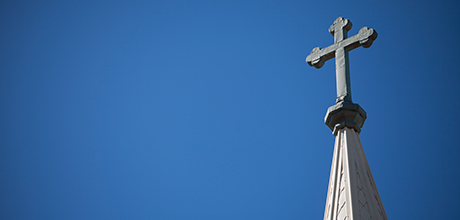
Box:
[1,0,459,219]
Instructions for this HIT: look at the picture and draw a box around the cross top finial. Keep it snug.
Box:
[306,17,377,103]
[329,17,352,39]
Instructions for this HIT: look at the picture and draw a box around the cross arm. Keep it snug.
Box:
[341,27,378,51]
[306,27,377,69]
[305,45,336,69]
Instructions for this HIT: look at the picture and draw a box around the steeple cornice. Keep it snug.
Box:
[325,101,366,136]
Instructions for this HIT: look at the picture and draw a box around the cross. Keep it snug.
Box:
[306,17,377,103]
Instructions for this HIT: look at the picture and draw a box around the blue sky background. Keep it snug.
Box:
[1,0,459,219]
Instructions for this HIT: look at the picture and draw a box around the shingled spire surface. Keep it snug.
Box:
[323,128,387,220]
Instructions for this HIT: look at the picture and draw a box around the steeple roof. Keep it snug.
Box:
[323,128,387,220]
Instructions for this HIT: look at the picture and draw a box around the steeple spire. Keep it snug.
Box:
[323,128,388,220]
[306,17,387,220]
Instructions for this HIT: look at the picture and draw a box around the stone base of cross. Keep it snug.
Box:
[325,101,366,135]
[306,17,377,134]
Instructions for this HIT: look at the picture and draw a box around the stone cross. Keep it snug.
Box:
[306,17,377,103]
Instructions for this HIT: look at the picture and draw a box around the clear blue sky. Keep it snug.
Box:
[1,0,459,219]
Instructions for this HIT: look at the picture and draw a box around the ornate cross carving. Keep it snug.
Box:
[306,17,377,103]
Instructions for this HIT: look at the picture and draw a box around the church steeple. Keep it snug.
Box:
[323,128,387,220]
[306,17,388,220]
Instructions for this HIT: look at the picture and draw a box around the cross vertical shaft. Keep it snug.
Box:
[330,17,352,103]
[335,47,351,103]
